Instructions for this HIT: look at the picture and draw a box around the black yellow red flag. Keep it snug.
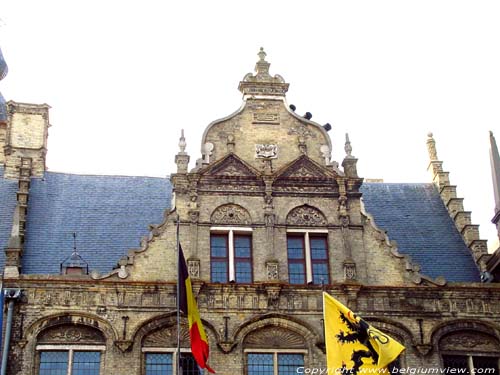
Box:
[179,244,215,373]
[323,292,404,374]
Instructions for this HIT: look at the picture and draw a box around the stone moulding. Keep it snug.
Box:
[360,199,447,287]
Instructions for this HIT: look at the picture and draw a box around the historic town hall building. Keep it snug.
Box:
[1,47,500,374]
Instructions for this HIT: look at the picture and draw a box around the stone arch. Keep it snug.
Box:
[211,204,252,225]
[23,312,117,343]
[286,204,327,226]
[37,323,105,345]
[21,312,116,375]
[131,313,221,349]
[431,320,500,370]
[430,319,500,347]
[234,313,320,349]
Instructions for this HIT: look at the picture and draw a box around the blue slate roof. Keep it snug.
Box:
[19,171,171,274]
[361,183,481,282]
[0,171,480,282]
[0,167,19,270]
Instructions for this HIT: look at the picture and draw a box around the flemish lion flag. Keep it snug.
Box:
[179,244,215,373]
[323,292,404,374]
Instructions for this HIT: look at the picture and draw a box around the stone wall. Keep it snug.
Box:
[3,279,500,374]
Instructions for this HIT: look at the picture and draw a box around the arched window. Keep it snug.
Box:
[440,330,500,373]
[243,326,307,375]
[142,323,200,375]
[36,324,105,375]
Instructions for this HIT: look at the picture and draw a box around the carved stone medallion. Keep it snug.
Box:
[211,204,252,225]
[286,205,327,226]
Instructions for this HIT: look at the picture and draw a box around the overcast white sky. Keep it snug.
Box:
[1,0,499,250]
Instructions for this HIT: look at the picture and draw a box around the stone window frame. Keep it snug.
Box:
[141,347,199,375]
[210,226,253,283]
[286,229,330,285]
[35,344,106,375]
[244,348,307,375]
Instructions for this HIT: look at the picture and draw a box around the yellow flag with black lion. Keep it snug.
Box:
[323,292,405,374]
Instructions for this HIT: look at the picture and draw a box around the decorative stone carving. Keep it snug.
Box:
[143,326,190,348]
[440,331,500,353]
[266,285,281,310]
[218,342,236,353]
[188,259,200,278]
[211,204,251,225]
[266,261,279,280]
[288,123,316,140]
[255,144,278,159]
[298,136,307,155]
[239,48,289,96]
[253,113,280,124]
[37,324,105,344]
[343,261,357,280]
[227,134,235,153]
[202,142,214,164]
[286,205,327,226]
[320,145,331,165]
[244,327,305,349]
[209,155,257,177]
[114,340,133,353]
[426,132,438,161]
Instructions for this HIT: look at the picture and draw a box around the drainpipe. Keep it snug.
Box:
[1,289,21,375]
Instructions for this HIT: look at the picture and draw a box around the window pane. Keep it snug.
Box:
[287,238,304,259]
[211,260,228,283]
[312,263,329,285]
[248,353,274,375]
[278,354,304,375]
[72,351,101,375]
[180,353,201,375]
[473,357,499,374]
[289,263,305,284]
[235,261,252,283]
[310,238,327,260]
[39,351,68,375]
[146,353,173,375]
[211,235,227,257]
[234,236,251,258]
[442,355,469,374]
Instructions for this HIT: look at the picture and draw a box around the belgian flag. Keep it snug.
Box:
[179,245,215,373]
[323,292,404,373]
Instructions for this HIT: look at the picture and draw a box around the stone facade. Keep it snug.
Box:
[2,49,500,375]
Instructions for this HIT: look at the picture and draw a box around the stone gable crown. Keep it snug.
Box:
[238,47,289,97]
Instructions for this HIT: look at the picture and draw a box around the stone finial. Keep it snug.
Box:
[238,48,289,96]
[175,129,190,174]
[426,132,438,161]
[178,129,187,154]
[344,133,353,158]
[342,133,358,178]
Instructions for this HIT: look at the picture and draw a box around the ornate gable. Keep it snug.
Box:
[274,155,337,180]
[200,153,260,178]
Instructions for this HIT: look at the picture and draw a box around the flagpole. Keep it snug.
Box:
[176,213,182,375]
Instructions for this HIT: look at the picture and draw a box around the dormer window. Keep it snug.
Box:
[210,227,253,283]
